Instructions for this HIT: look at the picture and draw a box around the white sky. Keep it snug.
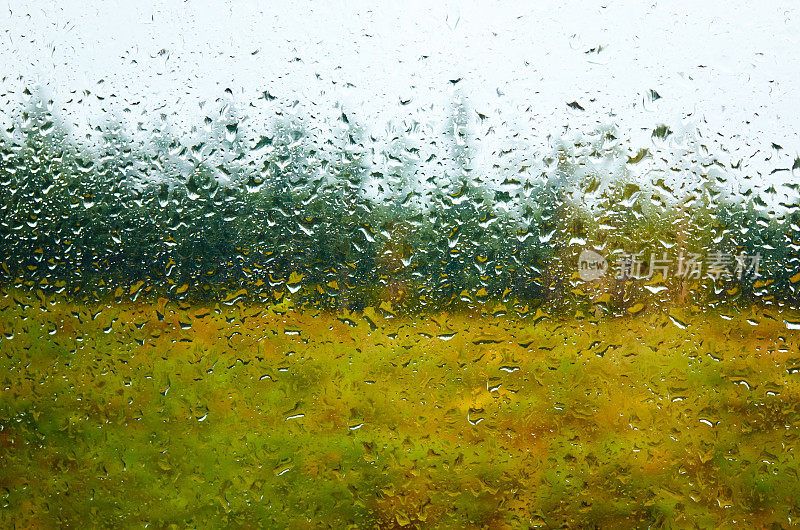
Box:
[1,0,799,199]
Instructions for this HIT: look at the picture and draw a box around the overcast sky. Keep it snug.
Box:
[2,0,799,199]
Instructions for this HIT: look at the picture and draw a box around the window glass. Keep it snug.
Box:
[1,2,799,526]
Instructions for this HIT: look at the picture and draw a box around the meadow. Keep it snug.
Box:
[1,289,798,528]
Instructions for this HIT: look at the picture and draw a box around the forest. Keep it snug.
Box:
[1,90,797,315]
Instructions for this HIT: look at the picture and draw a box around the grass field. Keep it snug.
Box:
[1,289,799,527]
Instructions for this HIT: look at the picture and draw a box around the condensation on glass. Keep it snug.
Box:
[1,2,799,527]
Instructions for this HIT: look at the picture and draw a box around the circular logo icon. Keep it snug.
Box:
[578,249,608,281]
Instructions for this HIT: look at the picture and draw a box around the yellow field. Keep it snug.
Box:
[0,290,799,527]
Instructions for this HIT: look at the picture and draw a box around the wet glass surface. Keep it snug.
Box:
[1,2,800,527]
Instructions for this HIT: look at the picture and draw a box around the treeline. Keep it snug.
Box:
[0,93,798,315]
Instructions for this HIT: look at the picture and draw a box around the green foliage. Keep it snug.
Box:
[0,93,797,313]
[2,291,800,527]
